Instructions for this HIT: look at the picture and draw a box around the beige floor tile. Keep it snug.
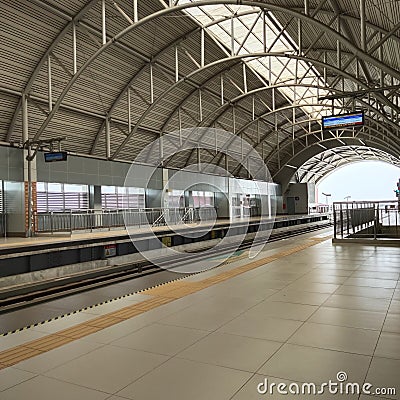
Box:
[323,295,391,312]
[284,282,340,294]
[117,357,252,400]
[389,300,400,314]
[0,331,47,351]
[351,271,400,280]
[288,322,379,355]
[309,307,386,330]
[267,290,331,306]
[218,314,302,342]
[0,366,36,391]
[258,343,370,385]
[296,274,348,284]
[344,278,397,289]
[0,375,109,400]
[177,331,281,372]
[366,357,400,400]
[44,344,168,393]
[334,286,395,299]
[244,300,318,321]
[14,340,104,374]
[374,332,400,359]
[383,313,400,334]
[112,323,208,355]
[158,307,237,331]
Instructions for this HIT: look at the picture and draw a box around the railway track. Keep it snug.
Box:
[0,222,331,313]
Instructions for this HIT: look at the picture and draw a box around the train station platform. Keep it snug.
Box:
[0,214,329,277]
[0,230,398,400]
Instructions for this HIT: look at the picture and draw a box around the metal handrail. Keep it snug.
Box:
[333,200,400,240]
[33,207,217,234]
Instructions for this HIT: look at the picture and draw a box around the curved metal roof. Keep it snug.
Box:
[0,0,399,188]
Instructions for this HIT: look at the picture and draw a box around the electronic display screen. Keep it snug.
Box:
[322,112,364,130]
[44,152,68,163]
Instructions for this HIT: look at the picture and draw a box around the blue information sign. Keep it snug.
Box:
[322,112,364,130]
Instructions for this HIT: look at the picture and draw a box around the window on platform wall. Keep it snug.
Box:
[0,181,3,213]
[101,186,145,210]
[192,191,214,208]
[37,183,89,212]
[168,190,185,208]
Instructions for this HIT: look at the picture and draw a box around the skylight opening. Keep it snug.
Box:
[177,1,339,124]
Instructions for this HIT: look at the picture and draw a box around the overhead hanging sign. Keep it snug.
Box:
[44,151,68,163]
[322,112,364,130]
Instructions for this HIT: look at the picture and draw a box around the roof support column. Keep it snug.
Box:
[360,0,366,51]
[133,0,138,23]
[22,93,29,143]
[47,55,52,112]
[102,0,106,45]
[72,22,77,74]
[150,63,154,104]
[127,87,131,133]
[105,116,111,159]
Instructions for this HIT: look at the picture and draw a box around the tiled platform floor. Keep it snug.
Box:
[0,235,399,400]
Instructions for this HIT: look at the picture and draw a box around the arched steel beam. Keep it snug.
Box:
[264,118,400,166]
[291,7,400,48]
[111,51,293,159]
[161,48,400,169]
[30,0,400,145]
[229,113,400,179]
[301,154,400,184]
[272,135,400,192]
[312,156,400,184]
[163,53,399,143]
[271,130,399,175]
[89,8,260,154]
[6,0,99,141]
[210,97,399,176]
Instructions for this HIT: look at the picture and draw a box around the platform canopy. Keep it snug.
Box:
[1,0,399,188]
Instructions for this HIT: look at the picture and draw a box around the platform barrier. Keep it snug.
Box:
[333,200,400,240]
[33,207,217,234]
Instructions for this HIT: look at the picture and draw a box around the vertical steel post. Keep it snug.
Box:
[175,46,179,82]
[263,11,267,53]
[231,15,235,56]
[105,116,111,159]
[220,74,224,105]
[127,87,131,133]
[360,0,366,51]
[72,22,77,74]
[243,63,247,93]
[48,55,52,111]
[199,89,202,122]
[200,28,205,67]
[133,0,138,22]
[150,63,154,103]
[102,0,106,45]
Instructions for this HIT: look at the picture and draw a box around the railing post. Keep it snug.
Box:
[70,210,72,235]
[333,204,337,239]
[50,211,54,235]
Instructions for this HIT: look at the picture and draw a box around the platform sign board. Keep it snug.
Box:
[44,151,68,163]
[322,112,364,130]
[104,244,117,257]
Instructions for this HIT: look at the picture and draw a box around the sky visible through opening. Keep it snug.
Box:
[317,161,400,204]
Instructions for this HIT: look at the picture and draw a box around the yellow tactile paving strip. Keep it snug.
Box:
[0,235,331,369]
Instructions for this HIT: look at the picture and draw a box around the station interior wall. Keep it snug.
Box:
[0,146,306,235]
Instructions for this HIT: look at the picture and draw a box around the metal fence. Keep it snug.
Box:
[33,207,217,234]
[333,200,400,240]
[0,213,5,237]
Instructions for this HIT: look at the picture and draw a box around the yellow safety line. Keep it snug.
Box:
[0,235,331,369]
